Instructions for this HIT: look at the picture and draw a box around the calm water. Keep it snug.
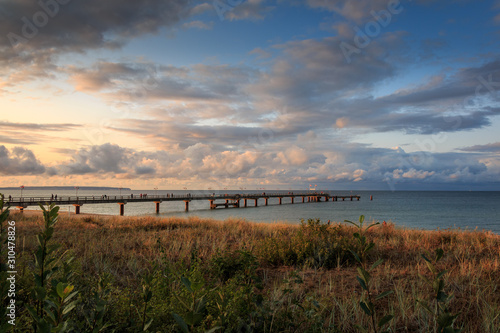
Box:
[2,189,499,234]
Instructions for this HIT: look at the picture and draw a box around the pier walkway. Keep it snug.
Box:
[6,192,361,216]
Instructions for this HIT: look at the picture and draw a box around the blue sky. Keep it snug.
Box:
[0,0,499,190]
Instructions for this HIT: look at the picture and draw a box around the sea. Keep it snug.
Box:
[1,189,499,234]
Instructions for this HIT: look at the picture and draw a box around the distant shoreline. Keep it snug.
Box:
[0,186,131,191]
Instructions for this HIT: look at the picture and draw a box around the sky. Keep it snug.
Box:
[0,0,500,191]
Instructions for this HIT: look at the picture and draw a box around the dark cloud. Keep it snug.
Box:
[0,0,191,49]
[67,61,258,103]
[460,142,500,153]
[0,121,81,131]
[331,101,500,134]
[0,133,38,145]
[0,122,83,146]
[0,0,194,82]
[0,145,46,175]
[59,143,129,174]
[107,118,304,151]
[135,166,156,175]
[383,59,500,106]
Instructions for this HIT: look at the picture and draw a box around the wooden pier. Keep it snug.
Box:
[5,192,361,216]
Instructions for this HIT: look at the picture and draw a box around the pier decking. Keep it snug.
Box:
[6,192,361,216]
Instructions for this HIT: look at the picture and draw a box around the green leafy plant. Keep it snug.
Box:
[211,290,229,331]
[171,275,220,333]
[211,248,259,284]
[417,248,463,333]
[26,203,78,332]
[345,215,393,333]
[42,281,78,330]
[83,273,114,332]
[137,270,156,331]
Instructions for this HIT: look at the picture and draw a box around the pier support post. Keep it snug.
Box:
[73,204,81,215]
[265,198,268,206]
[154,201,161,214]
[291,197,294,204]
[184,200,191,212]
[350,196,353,201]
[244,199,247,207]
[308,197,310,202]
[209,200,215,209]
[370,195,373,201]
[118,202,125,216]
[225,199,229,208]
[254,199,258,207]
[278,197,282,205]
[302,196,305,203]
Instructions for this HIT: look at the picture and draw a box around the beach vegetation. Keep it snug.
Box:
[1,198,499,332]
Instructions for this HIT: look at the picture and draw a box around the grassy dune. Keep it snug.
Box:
[2,209,500,332]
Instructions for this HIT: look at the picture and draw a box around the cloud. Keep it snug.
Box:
[306,0,405,23]
[67,61,257,104]
[58,143,130,175]
[64,37,500,148]
[275,146,309,166]
[135,166,156,175]
[0,145,46,175]
[0,121,82,145]
[1,0,192,48]
[383,59,500,105]
[393,168,435,179]
[0,0,195,83]
[224,0,274,21]
[0,140,497,190]
[307,0,437,23]
[249,47,272,59]
[0,134,37,145]
[189,2,213,16]
[460,142,500,153]
[0,121,81,131]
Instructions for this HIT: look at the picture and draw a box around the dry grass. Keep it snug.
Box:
[10,211,500,332]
